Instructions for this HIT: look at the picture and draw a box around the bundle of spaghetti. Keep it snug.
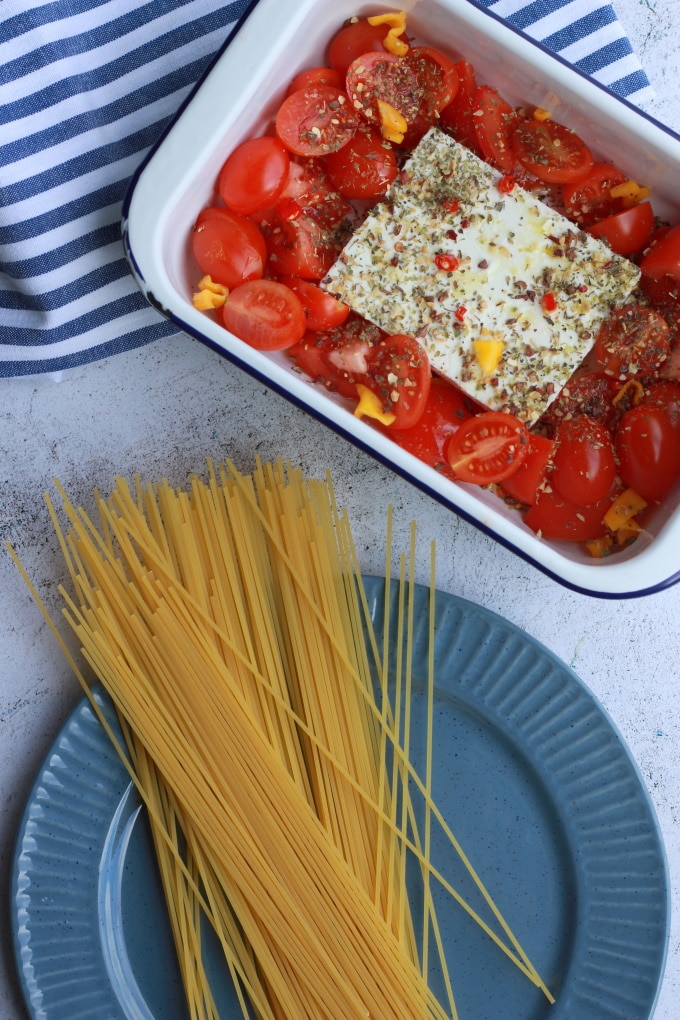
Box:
[7,458,556,1019]
[46,459,451,1020]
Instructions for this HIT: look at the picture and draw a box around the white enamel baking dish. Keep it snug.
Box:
[122,0,680,598]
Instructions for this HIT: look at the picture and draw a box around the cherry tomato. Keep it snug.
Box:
[639,271,680,336]
[217,136,290,216]
[541,371,620,433]
[364,334,431,429]
[384,377,472,472]
[640,381,680,438]
[588,202,654,256]
[524,484,617,541]
[222,279,306,350]
[192,207,266,289]
[404,46,459,118]
[345,52,423,126]
[325,127,398,199]
[327,18,394,77]
[278,275,349,331]
[594,305,671,380]
[499,432,554,506]
[471,85,518,172]
[288,315,384,397]
[269,159,353,230]
[286,66,343,95]
[510,118,593,184]
[264,208,344,280]
[615,404,680,503]
[445,411,529,484]
[549,416,617,506]
[640,223,680,283]
[561,162,629,227]
[438,60,480,153]
[275,86,359,157]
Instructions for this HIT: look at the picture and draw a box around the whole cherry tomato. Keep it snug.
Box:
[549,416,617,506]
[218,136,289,216]
[615,404,680,503]
[325,128,398,199]
[192,207,266,289]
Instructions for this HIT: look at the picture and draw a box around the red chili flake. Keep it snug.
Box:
[542,292,558,313]
[276,197,303,222]
[434,254,460,272]
[497,174,516,194]
[455,305,468,322]
[443,198,460,214]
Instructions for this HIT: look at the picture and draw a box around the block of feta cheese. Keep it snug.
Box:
[321,128,640,424]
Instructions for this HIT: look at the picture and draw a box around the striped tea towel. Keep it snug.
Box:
[475,0,654,105]
[0,0,654,378]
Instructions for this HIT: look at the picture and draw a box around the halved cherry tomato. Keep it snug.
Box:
[278,275,349,331]
[275,86,359,157]
[345,52,423,125]
[288,315,384,397]
[588,202,654,256]
[286,66,343,96]
[640,223,680,283]
[404,46,459,118]
[325,127,398,199]
[385,377,472,472]
[540,371,620,433]
[363,334,431,429]
[327,18,395,77]
[192,207,266,289]
[222,279,306,350]
[510,118,593,184]
[561,162,629,227]
[499,432,554,506]
[615,404,680,503]
[471,85,517,172]
[445,411,529,484]
[594,305,671,380]
[524,484,618,542]
[438,60,480,153]
[218,136,290,216]
[549,416,617,506]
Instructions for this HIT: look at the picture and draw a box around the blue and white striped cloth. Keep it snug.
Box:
[477,0,654,104]
[0,0,653,378]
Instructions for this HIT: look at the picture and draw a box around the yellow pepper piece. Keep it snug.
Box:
[616,519,642,544]
[609,180,651,207]
[602,487,647,532]
[586,534,616,559]
[367,11,409,56]
[473,338,505,375]
[193,275,228,310]
[354,383,397,426]
[533,107,552,121]
[376,99,407,143]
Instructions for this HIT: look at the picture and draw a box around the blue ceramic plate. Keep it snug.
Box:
[11,579,669,1019]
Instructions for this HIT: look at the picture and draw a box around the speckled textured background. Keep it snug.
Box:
[2,1,680,1016]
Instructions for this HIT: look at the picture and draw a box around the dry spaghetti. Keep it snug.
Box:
[8,458,552,1019]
